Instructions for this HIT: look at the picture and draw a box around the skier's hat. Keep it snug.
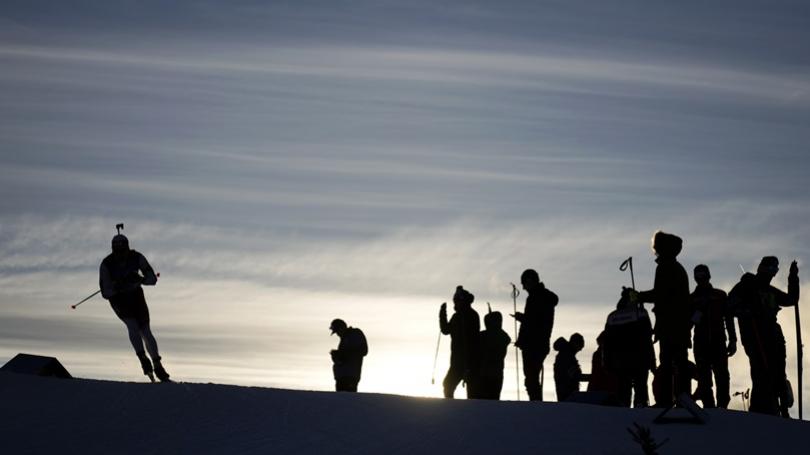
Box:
[111,234,129,251]
[453,286,474,305]
[330,318,347,335]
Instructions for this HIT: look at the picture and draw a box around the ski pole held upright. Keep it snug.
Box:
[620,256,635,290]
[511,282,521,401]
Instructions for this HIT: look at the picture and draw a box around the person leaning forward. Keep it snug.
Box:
[330,318,368,392]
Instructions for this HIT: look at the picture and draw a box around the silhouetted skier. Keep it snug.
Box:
[478,311,511,400]
[690,264,737,408]
[604,288,655,408]
[99,234,170,382]
[439,286,481,399]
[630,231,690,406]
[553,333,584,401]
[512,269,558,401]
[330,318,368,392]
[728,257,799,416]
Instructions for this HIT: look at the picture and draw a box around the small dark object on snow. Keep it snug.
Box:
[627,422,669,455]
[1,353,72,379]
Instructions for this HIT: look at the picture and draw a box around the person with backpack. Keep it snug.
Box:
[728,257,799,416]
[330,318,368,392]
[99,232,170,382]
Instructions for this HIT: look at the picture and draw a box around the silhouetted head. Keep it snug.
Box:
[553,336,568,352]
[596,331,606,347]
[617,287,632,309]
[484,311,503,330]
[651,231,682,259]
[694,264,711,286]
[452,286,474,310]
[757,256,779,283]
[111,234,130,257]
[329,318,348,337]
[520,269,541,293]
[569,333,585,353]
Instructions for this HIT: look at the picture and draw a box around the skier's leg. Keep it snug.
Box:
[633,369,650,408]
[695,347,716,408]
[714,345,731,409]
[139,323,160,360]
[122,318,146,355]
[522,349,543,401]
[443,366,463,398]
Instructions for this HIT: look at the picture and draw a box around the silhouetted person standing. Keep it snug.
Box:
[330,318,368,392]
[729,257,799,416]
[604,288,655,408]
[100,234,170,382]
[631,231,690,406]
[439,286,481,398]
[690,264,737,408]
[513,269,558,401]
[553,333,584,401]
[478,311,511,400]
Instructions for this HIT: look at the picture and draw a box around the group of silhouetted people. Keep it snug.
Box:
[96,228,800,418]
[432,231,801,419]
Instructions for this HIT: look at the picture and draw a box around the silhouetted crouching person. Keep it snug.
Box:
[439,286,481,398]
[100,233,170,382]
[631,232,690,407]
[478,311,511,400]
[553,333,583,401]
[513,269,558,401]
[728,257,799,416]
[604,289,655,408]
[690,265,737,409]
[330,318,368,392]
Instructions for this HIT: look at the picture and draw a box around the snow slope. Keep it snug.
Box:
[0,372,806,454]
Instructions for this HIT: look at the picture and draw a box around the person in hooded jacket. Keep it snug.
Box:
[690,264,737,409]
[99,233,170,382]
[629,231,691,406]
[604,288,655,408]
[330,318,368,392]
[512,268,558,401]
[553,333,584,402]
[439,286,481,398]
[478,310,511,400]
[728,257,799,416]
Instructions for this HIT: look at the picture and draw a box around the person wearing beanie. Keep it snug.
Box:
[630,231,690,406]
[553,333,584,402]
[329,318,368,392]
[439,285,481,398]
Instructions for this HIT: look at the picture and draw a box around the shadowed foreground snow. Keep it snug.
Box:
[0,372,806,454]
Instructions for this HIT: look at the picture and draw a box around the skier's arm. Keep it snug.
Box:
[138,253,158,286]
[439,303,451,335]
[99,263,116,299]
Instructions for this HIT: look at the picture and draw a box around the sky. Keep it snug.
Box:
[1,0,809,414]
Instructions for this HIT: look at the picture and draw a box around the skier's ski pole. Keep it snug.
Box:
[620,257,635,289]
[431,329,442,385]
[71,290,101,309]
[511,282,521,401]
[792,260,803,419]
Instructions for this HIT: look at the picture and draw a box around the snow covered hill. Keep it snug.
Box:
[0,372,806,454]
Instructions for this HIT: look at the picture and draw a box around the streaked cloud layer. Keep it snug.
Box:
[1,1,809,411]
